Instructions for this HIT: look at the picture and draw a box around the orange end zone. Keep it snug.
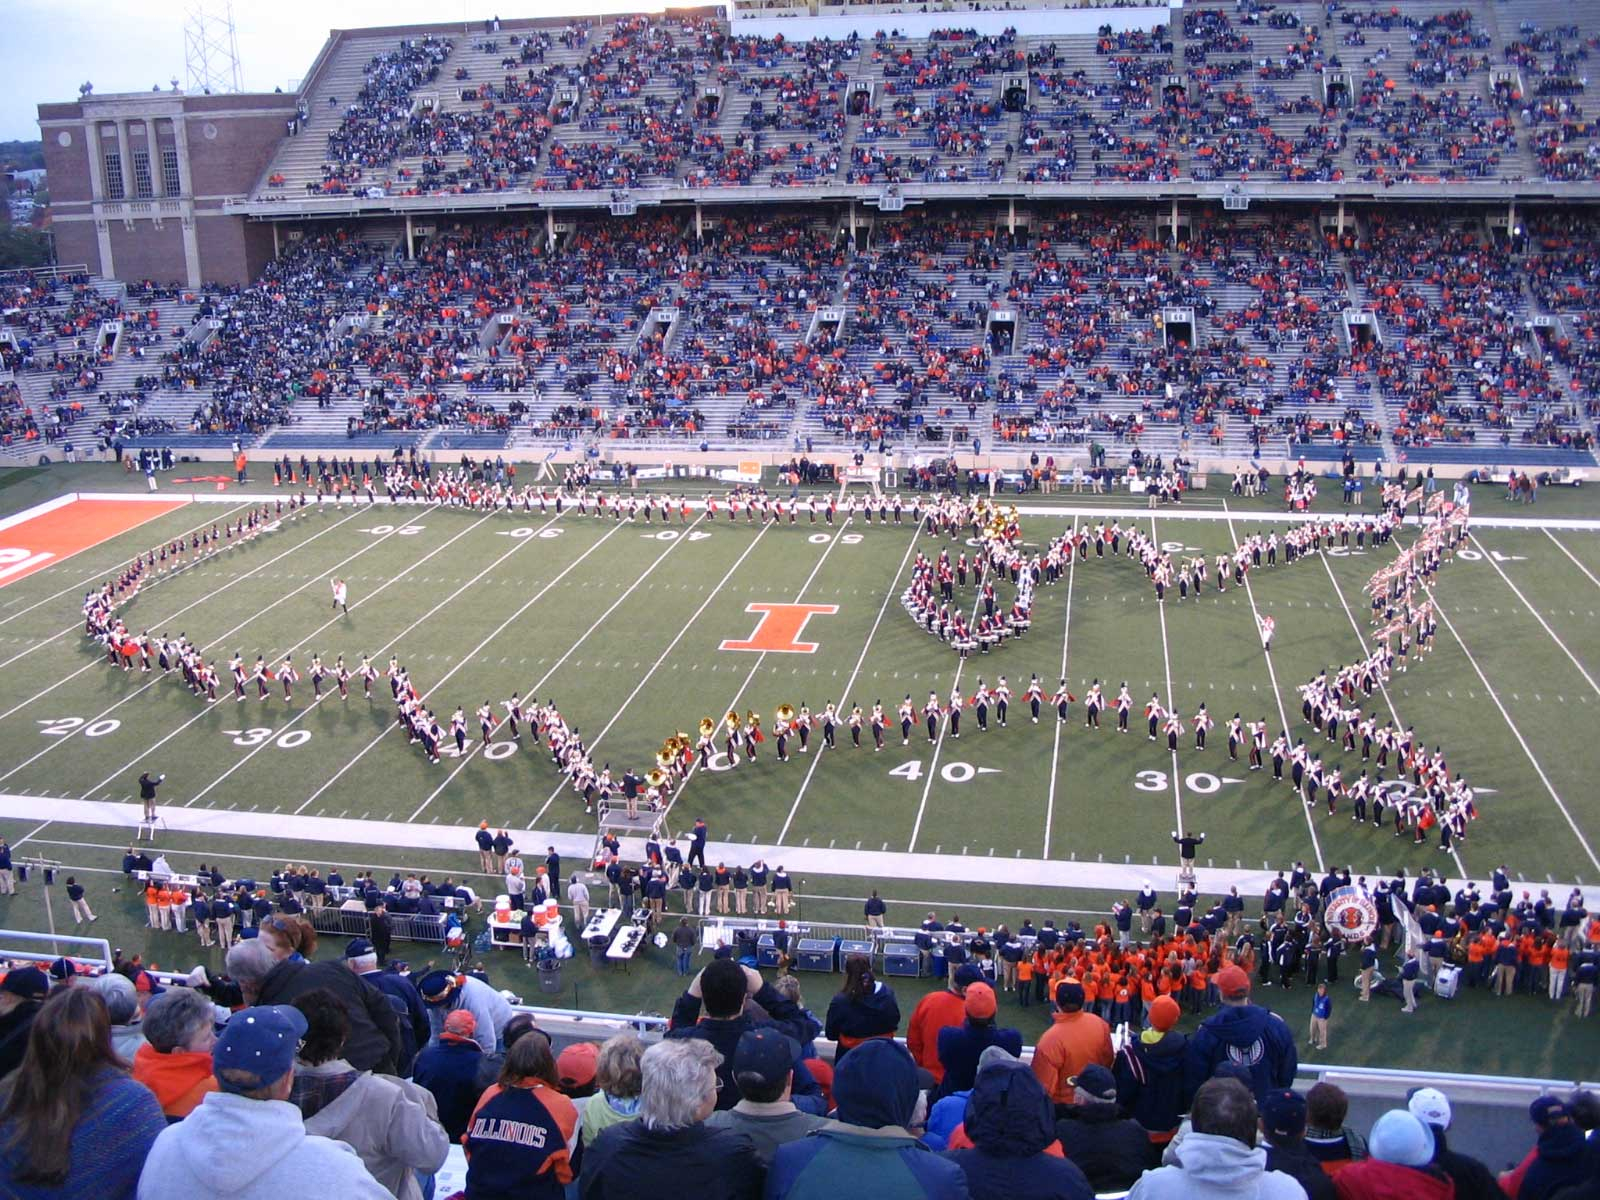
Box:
[0,498,189,588]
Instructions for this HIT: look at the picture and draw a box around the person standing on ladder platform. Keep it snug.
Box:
[1173,829,1205,888]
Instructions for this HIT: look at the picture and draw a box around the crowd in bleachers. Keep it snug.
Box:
[250,4,1600,199]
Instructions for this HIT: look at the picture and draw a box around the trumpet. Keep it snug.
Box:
[698,716,716,738]
[724,709,742,731]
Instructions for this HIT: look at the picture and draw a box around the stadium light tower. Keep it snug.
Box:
[184,1,244,96]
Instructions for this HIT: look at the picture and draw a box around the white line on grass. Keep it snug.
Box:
[907,532,997,853]
[80,504,483,802]
[293,517,624,815]
[1468,532,1600,697]
[408,513,711,822]
[1042,524,1079,858]
[1544,530,1600,593]
[655,519,855,835]
[1217,505,1326,871]
[0,501,254,635]
[529,520,774,827]
[1414,570,1600,874]
[0,504,371,739]
[11,819,53,851]
[1147,514,1189,853]
[776,523,923,844]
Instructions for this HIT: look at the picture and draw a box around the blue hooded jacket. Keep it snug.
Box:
[1184,1001,1298,1102]
[945,1058,1094,1200]
[766,1039,969,1200]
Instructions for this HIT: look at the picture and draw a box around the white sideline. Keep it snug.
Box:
[1545,529,1600,592]
[0,792,1590,907]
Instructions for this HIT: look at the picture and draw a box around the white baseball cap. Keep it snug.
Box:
[1408,1086,1452,1129]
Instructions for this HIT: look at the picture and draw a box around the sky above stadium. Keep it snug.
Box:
[1,0,676,141]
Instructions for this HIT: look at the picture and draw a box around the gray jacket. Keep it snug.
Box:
[1129,1131,1308,1200]
[296,1060,450,1200]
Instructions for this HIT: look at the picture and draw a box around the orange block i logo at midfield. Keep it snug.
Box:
[719,603,840,654]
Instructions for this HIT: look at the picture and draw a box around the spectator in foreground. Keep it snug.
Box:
[582,1039,764,1200]
[288,989,448,1200]
[1115,993,1188,1144]
[666,959,825,1113]
[0,987,166,1199]
[411,1009,483,1142]
[824,954,901,1058]
[1127,1077,1305,1200]
[1304,1080,1368,1173]
[908,964,980,1084]
[945,1047,1094,1200]
[1186,965,1297,1102]
[935,982,1022,1097]
[1031,979,1113,1110]
[137,1004,391,1198]
[1501,1096,1593,1200]
[768,1037,968,1200]
[0,966,49,1080]
[1258,1089,1336,1200]
[131,987,219,1120]
[1053,1063,1152,1193]
[1406,1086,1499,1200]
[226,932,401,1074]
[91,973,147,1063]
[580,1033,644,1145]
[1333,1109,1455,1200]
[704,1027,829,1164]
[463,1029,579,1200]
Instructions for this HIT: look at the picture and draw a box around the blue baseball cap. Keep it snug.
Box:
[212,1005,306,1093]
[343,938,375,959]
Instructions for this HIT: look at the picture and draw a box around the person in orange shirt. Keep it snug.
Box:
[1031,979,1113,1110]
[1016,953,1034,1010]
[1549,940,1571,1000]
[1466,932,1490,989]
[145,884,162,928]
[1527,935,1551,997]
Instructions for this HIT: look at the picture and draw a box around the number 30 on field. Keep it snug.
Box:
[1135,770,1237,795]
[223,727,313,749]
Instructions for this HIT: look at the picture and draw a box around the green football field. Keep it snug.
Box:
[0,461,1597,1078]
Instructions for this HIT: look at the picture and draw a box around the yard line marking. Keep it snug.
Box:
[0,500,253,633]
[0,504,369,736]
[80,504,476,801]
[656,519,855,836]
[1315,535,1466,879]
[1042,524,1079,858]
[1411,561,1600,874]
[295,517,622,815]
[1146,514,1189,854]
[1218,505,1326,870]
[777,523,922,844]
[1545,529,1600,594]
[11,819,54,851]
[908,528,996,853]
[530,520,774,826]
[1469,533,1600,697]
[412,513,711,821]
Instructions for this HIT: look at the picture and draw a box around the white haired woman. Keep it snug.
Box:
[580,1033,644,1145]
[579,1039,765,1199]
[131,986,219,1119]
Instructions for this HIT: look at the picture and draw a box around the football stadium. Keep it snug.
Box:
[1,1,1599,1195]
